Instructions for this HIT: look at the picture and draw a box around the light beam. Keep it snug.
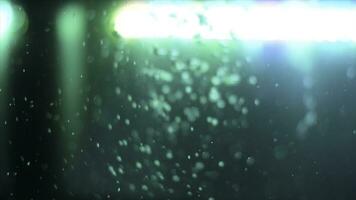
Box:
[57,4,86,153]
[113,2,356,42]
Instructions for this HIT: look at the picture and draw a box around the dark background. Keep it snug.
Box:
[1,0,356,200]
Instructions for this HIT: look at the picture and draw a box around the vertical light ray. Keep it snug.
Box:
[0,0,27,187]
[0,0,12,186]
[0,0,13,70]
[57,4,86,153]
[286,44,317,139]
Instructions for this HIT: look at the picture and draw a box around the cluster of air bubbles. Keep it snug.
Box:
[93,39,265,199]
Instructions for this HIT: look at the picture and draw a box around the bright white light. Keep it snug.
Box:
[0,1,13,39]
[114,2,356,42]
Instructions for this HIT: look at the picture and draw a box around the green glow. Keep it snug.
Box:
[0,1,27,41]
[0,1,28,71]
[0,1,13,72]
[113,2,356,42]
[287,43,314,73]
[57,4,85,43]
[0,0,26,174]
[0,0,13,40]
[0,0,9,175]
[57,4,86,152]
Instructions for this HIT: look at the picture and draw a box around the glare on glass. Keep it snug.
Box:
[113,2,356,42]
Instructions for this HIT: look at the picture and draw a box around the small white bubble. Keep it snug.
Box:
[172,175,180,182]
[248,76,258,85]
[154,160,160,166]
[108,165,117,176]
[254,99,260,106]
[246,156,255,166]
[218,161,225,168]
[166,150,173,160]
[107,123,112,130]
[242,107,248,115]
[136,162,142,169]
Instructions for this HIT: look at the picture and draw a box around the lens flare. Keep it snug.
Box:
[0,1,13,39]
[113,2,356,42]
